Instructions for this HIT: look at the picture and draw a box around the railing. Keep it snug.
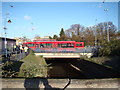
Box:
[33,47,98,53]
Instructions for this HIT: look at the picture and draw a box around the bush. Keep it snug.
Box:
[19,64,47,77]
[98,40,120,56]
[19,50,48,77]
[2,61,23,77]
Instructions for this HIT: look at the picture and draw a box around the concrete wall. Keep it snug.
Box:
[1,78,120,89]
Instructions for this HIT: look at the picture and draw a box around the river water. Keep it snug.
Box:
[45,58,120,79]
[45,58,86,78]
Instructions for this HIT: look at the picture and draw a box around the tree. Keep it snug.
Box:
[83,27,94,46]
[65,24,85,42]
[59,22,117,46]
[59,28,68,41]
[71,24,81,36]
[95,22,117,44]
[49,36,53,39]
[53,35,58,40]
[59,28,65,37]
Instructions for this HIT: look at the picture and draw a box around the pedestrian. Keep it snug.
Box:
[16,45,20,54]
[24,46,28,55]
[20,45,23,53]
[13,45,16,51]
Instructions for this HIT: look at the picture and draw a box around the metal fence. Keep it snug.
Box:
[33,47,98,53]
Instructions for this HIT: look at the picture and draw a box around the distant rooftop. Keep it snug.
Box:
[0,37,16,41]
[33,39,56,42]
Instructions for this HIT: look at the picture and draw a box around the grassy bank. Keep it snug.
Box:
[82,56,120,73]
[2,51,48,78]
[19,51,48,77]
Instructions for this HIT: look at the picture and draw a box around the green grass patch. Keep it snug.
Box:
[19,51,48,78]
[82,56,120,73]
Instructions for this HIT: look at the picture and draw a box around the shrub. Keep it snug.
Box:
[98,40,120,56]
[19,64,48,77]
[2,61,23,77]
[19,51,48,77]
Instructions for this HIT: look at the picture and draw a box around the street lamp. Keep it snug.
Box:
[8,19,12,23]
[94,19,97,46]
[104,9,110,42]
[3,5,13,58]
[3,13,9,57]
[108,24,111,40]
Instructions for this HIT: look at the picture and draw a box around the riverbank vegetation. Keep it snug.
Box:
[2,51,48,78]
[19,51,48,77]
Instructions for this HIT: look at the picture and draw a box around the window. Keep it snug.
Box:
[58,43,74,48]
[67,43,74,48]
[39,43,52,48]
[58,44,67,48]
[46,43,52,48]
[76,44,82,47]
[39,44,44,48]
[27,44,34,47]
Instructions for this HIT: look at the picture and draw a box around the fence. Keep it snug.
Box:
[33,47,98,53]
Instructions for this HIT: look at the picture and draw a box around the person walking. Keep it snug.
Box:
[24,46,28,55]
[20,45,23,53]
[13,45,16,51]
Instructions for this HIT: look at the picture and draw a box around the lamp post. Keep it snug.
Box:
[108,24,111,40]
[3,13,9,57]
[3,5,13,57]
[104,9,110,42]
[95,19,97,46]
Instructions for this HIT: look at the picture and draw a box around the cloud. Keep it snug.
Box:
[98,5,103,8]
[31,26,37,30]
[27,26,38,31]
[24,15,32,20]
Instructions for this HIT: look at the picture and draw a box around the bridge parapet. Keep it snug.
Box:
[34,47,97,53]
[34,52,93,58]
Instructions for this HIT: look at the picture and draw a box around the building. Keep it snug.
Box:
[44,36,50,39]
[15,37,31,45]
[0,37,16,53]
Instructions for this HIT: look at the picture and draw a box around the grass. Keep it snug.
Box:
[87,57,110,64]
[18,51,48,77]
[2,50,48,78]
[82,56,120,73]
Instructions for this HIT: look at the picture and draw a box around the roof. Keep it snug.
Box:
[33,39,56,42]
[23,41,84,44]
[0,37,16,41]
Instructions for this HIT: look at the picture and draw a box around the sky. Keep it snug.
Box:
[1,2,119,39]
